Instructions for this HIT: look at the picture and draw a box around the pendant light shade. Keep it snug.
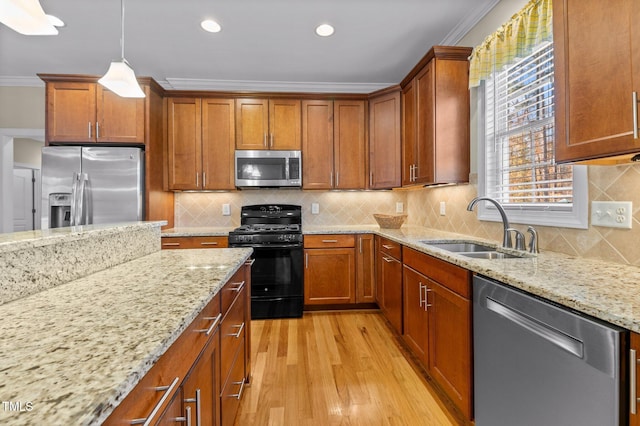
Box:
[0,0,58,35]
[99,0,145,98]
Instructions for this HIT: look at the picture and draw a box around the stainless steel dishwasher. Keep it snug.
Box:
[474,275,626,426]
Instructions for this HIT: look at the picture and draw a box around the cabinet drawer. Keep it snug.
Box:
[161,236,228,249]
[221,267,246,315]
[221,344,246,426]
[403,247,471,299]
[304,234,355,248]
[377,236,402,259]
[104,292,221,425]
[221,286,246,383]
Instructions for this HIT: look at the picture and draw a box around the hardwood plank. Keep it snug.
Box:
[235,311,461,426]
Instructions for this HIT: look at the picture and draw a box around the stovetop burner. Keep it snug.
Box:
[228,204,303,247]
[232,224,301,234]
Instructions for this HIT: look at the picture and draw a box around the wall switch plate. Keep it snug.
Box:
[311,203,320,214]
[439,201,446,216]
[396,202,404,213]
[222,204,231,216]
[591,201,632,229]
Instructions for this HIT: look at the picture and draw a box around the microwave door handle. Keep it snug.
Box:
[285,157,290,181]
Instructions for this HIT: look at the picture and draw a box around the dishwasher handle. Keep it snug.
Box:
[486,297,584,358]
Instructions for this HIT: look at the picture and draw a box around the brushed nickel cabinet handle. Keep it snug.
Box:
[270,133,274,148]
[182,389,201,426]
[264,133,267,147]
[229,281,245,292]
[197,313,222,336]
[382,256,394,263]
[230,378,246,400]
[246,258,255,266]
[96,122,100,139]
[322,239,338,243]
[162,242,180,247]
[200,241,218,246]
[336,172,339,187]
[631,348,639,414]
[633,92,638,139]
[196,172,199,188]
[305,252,308,268]
[419,282,426,309]
[131,377,180,425]
[227,322,245,338]
[369,171,373,187]
[88,122,92,139]
[203,172,206,188]
[175,406,191,426]
[382,244,394,250]
[359,237,363,254]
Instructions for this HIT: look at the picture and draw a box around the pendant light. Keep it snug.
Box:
[98,0,145,98]
[0,0,58,35]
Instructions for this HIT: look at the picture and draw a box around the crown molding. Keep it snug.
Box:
[161,78,394,94]
[440,0,501,46]
[0,76,45,87]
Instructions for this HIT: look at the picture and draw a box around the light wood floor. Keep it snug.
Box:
[234,311,460,426]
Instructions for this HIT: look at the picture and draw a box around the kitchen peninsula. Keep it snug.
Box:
[0,222,252,425]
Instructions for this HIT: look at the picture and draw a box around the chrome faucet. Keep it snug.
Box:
[466,197,512,248]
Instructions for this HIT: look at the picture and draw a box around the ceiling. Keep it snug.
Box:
[0,0,499,92]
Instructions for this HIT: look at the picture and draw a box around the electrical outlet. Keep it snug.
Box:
[311,203,320,214]
[440,201,446,216]
[396,202,404,213]
[222,204,231,216]
[591,201,632,229]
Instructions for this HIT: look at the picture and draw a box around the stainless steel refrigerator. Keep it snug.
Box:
[41,146,144,229]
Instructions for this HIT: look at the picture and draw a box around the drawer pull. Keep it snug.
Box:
[382,256,395,263]
[200,241,218,246]
[245,258,256,266]
[382,244,395,250]
[184,389,201,426]
[197,313,222,336]
[162,242,180,247]
[229,281,245,292]
[322,239,339,243]
[175,406,191,426]
[131,376,179,425]
[227,322,245,338]
[631,348,640,414]
[229,378,246,400]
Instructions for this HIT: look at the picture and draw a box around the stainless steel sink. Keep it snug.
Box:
[421,240,528,259]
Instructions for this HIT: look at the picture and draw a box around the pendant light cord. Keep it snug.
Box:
[120,0,126,60]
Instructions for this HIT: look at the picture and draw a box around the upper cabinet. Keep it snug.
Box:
[554,0,640,163]
[369,88,402,189]
[235,98,301,150]
[302,99,367,189]
[400,46,472,186]
[42,78,145,144]
[167,97,235,190]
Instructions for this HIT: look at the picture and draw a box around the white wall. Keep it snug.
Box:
[14,138,44,168]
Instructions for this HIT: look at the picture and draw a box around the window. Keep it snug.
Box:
[478,41,588,229]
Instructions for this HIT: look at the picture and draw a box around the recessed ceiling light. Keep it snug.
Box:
[46,14,65,27]
[201,19,221,33]
[315,24,334,37]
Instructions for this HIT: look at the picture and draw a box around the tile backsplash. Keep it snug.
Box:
[176,163,640,267]
[175,190,407,227]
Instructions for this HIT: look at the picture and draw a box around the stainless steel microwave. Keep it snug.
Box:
[235,150,302,188]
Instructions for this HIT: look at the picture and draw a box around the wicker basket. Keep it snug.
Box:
[373,213,407,229]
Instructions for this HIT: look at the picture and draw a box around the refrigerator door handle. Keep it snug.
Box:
[76,173,88,225]
[70,172,79,226]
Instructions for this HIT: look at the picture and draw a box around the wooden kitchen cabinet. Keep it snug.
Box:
[161,236,228,249]
[302,99,367,189]
[554,0,640,163]
[355,234,376,304]
[167,97,235,190]
[631,332,640,426]
[235,98,301,150]
[400,46,471,186]
[403,247,473,420]
[375,236,403,334]
[43,79,144,144]
[304,235,356,305]
[369,88,402,189]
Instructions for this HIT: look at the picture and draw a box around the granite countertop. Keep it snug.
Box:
[162,225,640,333]
[162,226,236,237]
[0,247,252,426]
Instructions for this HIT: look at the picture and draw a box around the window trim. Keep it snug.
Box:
[476,77,588,229]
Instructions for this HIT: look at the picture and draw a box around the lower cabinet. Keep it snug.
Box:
[375,236,403,334]
[104,260,251,426]
[402,247,473,420]
[304,234,356,305]
[161,236,228,249]
[631,332,640,426]
[355,234,376,303]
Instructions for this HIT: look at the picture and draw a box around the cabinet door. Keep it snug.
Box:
[235,98,269,149]
[167,98,202,190]
[369,90,401,189]
[304,248,355,305]
[202,99,235,190]
[428,280,472,419]
[555,0,640,162]
[631,332,640,426]
[46,81,96,143]
[402,265,429,366]
[96,86,145,143]
[183,332,221,426]
[269,99,301,150]
[355,234,375,303]
[302,100,334,189]
[380,253,403,334]
[334,100,366,189]
[401,80,417,186]
[415,61,435,184]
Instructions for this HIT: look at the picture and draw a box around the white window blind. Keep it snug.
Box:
[484,42,574,211]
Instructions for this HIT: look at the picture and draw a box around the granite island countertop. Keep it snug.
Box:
[0,247,252,426]
[164,224,640,333]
